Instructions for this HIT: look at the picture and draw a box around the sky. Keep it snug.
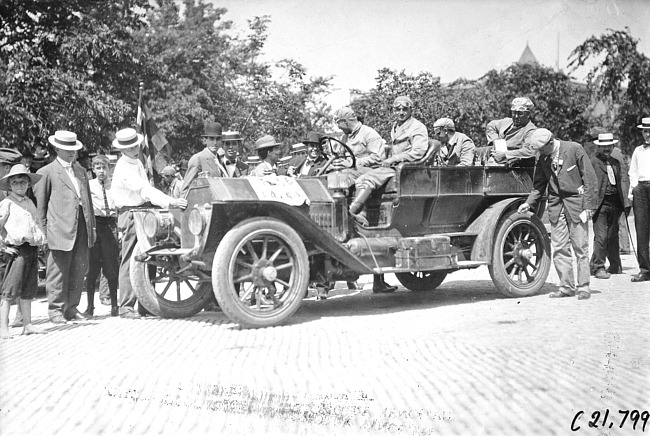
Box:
[209,0,650,108]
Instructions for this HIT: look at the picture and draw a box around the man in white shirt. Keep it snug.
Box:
[111,128,187,318]
[628,117,650,282]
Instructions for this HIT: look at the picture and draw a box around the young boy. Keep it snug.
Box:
[84,155,119,317]
[0,165,47,338]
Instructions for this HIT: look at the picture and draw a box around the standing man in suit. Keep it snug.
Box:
[180,122,227,195]
[222,131,249,178]
[518,128,598,300]
[34,130,96,323]
[589,133,630,279]
[628,117,650,282]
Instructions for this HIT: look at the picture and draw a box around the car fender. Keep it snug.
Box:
[208,201,375,274]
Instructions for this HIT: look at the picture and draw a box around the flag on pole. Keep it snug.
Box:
[136,90,172,182]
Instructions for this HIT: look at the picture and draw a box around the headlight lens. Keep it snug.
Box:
[143,211,159,238]
[188,208,205,236]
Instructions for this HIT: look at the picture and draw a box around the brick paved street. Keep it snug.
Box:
[1,220,649,436]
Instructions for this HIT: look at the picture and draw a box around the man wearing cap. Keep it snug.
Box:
[350,96,428,217]
[431,118,475,166]
[161,166,182,198]
[628,117,650,282]
[111,128,187,318]
[181,122,227,196]
[34,130,97,323]
[487,97,537,165]
[518,128,598,300]
[287,132,328,177]
[589,133,630,280]
[250,135,282,176]
[222,131,249,178]
[334,106,386,170]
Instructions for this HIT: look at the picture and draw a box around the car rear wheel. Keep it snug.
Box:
[395,271,447,292]
[212,218,309,328]
[488,211,551,297]
[130,244,213,318]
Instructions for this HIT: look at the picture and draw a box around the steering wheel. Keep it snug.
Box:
[314,136,356,176]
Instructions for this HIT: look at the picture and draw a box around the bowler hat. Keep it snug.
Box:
[0,148,24,165]
[0,164,42,191]
[254,135,280,151]
[48,130,83,151]
[303,131,321,145]
[112,128,144,149]
[637,117,650,129]
[202,122,223,138]
[593,133,619,146]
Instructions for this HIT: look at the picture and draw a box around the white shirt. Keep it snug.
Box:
[57,156,80,197]
[629,144,650,192]
[89,178,117,217]
[111,155,172,209]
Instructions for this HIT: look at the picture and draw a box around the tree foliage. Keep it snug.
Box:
[568,27,650,154]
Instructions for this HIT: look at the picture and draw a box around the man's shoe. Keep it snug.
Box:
[607,267,623,274]
[577,291,591,300]
[50,315,67,325]
[120,311,141,319]
[68,311,89,322]
[100,297,111,306]
[373,281,397,294]
[347,281,360,290]
[110,306,119,317]
[549,291,571,298]
[203,301,220,312]
[595,270,611,279]
[631,273,650,282]
[82,307,94,317]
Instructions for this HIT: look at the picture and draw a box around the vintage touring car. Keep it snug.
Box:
[130,139,551,328]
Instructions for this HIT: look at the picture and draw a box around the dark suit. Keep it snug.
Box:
[526,140,598,294]
[34,159,96,320]
[180,148,227,195]
[224,159,249,178]
[292,155,328,176]
[589,152,630,274]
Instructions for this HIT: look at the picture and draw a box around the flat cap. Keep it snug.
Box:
[0,148,24,165]
[528,128,553,150]
[433,118,455,130]
[511,97,534,111]
[333,106,356,122]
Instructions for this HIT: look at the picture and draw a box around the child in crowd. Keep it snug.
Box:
[0,165,47,338]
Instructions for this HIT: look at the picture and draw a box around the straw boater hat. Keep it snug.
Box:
[291,143,307,154]
[112,128,144,149]
[593,133,619,146]
[637,117,650,129]
[254,135,280,151]
[222,131,242,142]
[0,164,42,191]
[48,131,83,151]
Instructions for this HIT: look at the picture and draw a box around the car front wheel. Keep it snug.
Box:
[212,218,309,328]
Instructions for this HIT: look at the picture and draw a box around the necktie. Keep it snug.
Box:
[100,179,111,216]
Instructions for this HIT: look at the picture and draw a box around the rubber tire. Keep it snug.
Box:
[212,218,309,328]
[488,211,551,298]
[130,244,213,318]
[395,271,447,292]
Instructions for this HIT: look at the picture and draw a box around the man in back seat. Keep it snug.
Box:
[349,96,428,215]
[487,97,537,165]
[431,118,475,166]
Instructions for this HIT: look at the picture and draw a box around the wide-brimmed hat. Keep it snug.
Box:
[48,130,83,151]
[511,97,534,112]
[637,117,650,129]
[112,128,144,149]
[0,148,24,165]
[202,122,223,138]
[593,133,619,146]
[254,135,280,151]
[0,164,42,191]
[302,131,321,145]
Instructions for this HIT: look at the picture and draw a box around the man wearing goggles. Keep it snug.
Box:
[487,97,537,165]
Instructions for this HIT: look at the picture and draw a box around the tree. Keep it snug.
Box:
[568,27,650,154]
[0,0,151,154]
